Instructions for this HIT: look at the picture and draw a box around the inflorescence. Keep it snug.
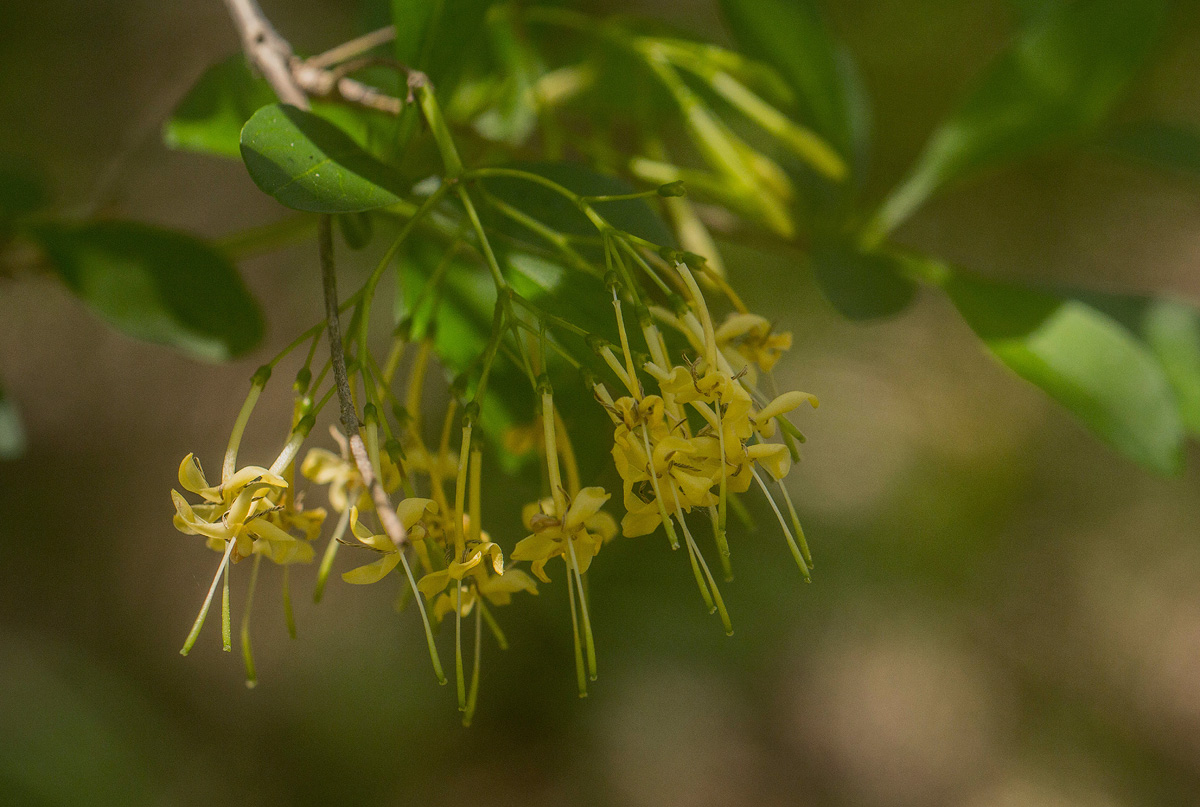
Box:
[171,176,817,727]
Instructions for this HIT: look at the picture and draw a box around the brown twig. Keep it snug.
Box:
[319,217,409,549]
[221,0,404,115]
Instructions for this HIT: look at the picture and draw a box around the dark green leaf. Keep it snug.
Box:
[810,242,918,321]
[0,382,25,460]
[1104,121,1200,179]
[875,0,1167,237]
[239,104,408,213]
[338,211,374,250]
[720,0,860,166]
[392,0,491,99]
[33,221,263,362]
[944,272,1183,474]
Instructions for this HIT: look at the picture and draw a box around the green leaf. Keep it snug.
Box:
[1144,299,1200,437]
[392,0,491,99]
[1075,291,1200,438]
[0,381,25,460]
[33,221,263,362]
[810,241,918,321]
[945,272,1183,474]
[166,56,402,161]
[239,104,408,213]
[163,56,276,159]
[1104,121,1200,179]
[874,0,1167,238]
[719,0,861,166]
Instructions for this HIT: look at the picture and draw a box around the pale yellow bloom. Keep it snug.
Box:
[513,488,616,582]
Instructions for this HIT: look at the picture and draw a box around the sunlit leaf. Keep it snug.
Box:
[239,104,408,212]
[874,0,1167,238]
[810,241,918,321]
[945,273,1183,474]
[33,221,263,362]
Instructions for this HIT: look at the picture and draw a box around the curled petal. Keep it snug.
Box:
[341,552,402,584]
[747,442,791,479]
[397,497,438,530]
[480,568,538,599]
[177,454,216,500]
[757,391,818,424]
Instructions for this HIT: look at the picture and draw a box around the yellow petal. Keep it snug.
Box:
[397,497,437,529]
[756,391,818,423]
[341,552,402,584]
[715,312,769,344]
[587,510,620,542]
[480,568,539,598]
[565,487,611,532]
[177,454,215,499]
[418,569,450,600]
[512,532,561,563]
[747,442,791,479]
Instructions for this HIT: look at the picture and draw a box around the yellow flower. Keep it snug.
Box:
[340,498,439,584]
[513,487,616,582]
[431,568,539,621]
[172,454,313,564]
[300,427,402,512]
[715,312,792,374]
[417,538,505,600]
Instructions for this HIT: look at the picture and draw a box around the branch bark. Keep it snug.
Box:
[319,217,409,549]
[220,0,411,549]
[221,0,404,115]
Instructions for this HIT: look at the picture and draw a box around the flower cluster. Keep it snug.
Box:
[169,173,817,721]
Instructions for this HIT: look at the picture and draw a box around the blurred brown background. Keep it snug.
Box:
[4,1,1200,805]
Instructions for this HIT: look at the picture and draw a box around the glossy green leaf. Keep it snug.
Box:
[33,221,263,362]
[810,241,918,321]
[1105,121,1200,179]
[0,382,25,460]
[945,273,1183,474]
[163,56,276,159]
[719,0,860,165]
[239,104,408,212]
[874,0,1167,238]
